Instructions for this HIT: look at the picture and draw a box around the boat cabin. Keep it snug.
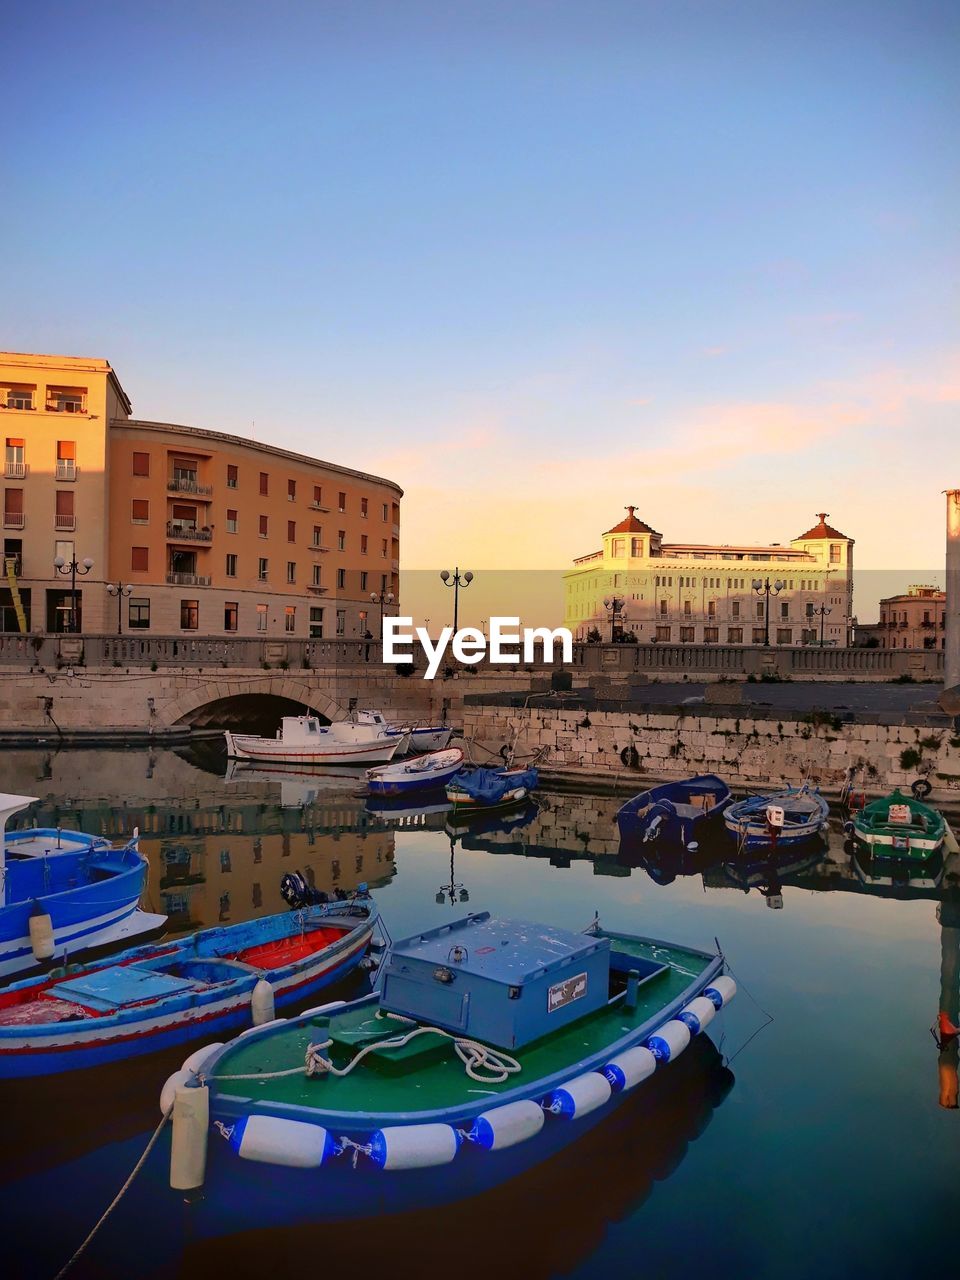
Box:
[380,913,624,1050]
[275,716,328,743]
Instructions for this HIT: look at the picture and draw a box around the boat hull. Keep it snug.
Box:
[225,732,398,766]
[366,749,465,797]
[616,776,732,848]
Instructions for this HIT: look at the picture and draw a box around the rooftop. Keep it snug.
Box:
[605,505,661,536]
[794,512,851,541]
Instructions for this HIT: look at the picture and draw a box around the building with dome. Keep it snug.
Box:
[564,508,854,647]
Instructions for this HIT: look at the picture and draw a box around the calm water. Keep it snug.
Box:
[2,745,958,1280]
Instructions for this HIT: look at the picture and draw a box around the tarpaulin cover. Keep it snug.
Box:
[452,768,538,803]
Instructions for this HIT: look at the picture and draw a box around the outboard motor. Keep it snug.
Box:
[279,872,329,910]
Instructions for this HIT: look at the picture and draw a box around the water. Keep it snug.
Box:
[1,745,958,1279]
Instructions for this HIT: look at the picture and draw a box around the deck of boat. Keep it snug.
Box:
[209,937,712,1117]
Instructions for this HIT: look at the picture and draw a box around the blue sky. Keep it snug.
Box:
[3,1,957,587]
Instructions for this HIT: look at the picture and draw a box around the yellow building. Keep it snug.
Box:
[565,508,854,646]
[1,351,401,637]
[875,585,945,650]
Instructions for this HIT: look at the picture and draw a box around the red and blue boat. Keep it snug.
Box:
[0,897,377,1078]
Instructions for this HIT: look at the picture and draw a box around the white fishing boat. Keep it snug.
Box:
[224,717,400,766]
[391,724,455,754]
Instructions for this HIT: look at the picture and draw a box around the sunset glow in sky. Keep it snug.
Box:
[3,1,957,587]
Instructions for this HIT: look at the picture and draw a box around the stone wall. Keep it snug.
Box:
[463,701,960,803]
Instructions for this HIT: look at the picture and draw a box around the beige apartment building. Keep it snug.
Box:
[870,585,946,649]
[1,351,401,638]
[565,508,854,646]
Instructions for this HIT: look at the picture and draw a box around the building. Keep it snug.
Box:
[564,508,853,646]
[1,351,401,638]
[858,585,946,650]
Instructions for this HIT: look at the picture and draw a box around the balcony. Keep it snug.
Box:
[46,401,85,414]
[3,397,33,411]
[309,542,330,553]
[166,572,211,586]
[167,477,213,496]
[307,584,329,594]
[166,521,212,543]
[4,461,26,479]
[309,502,330,513]
[56,460,78,481]
[3,512,25,529]
[55,514,76,532]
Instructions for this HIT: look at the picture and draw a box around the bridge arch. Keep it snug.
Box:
[158,677,341,729]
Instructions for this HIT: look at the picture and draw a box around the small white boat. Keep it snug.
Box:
[367,748,465,797]
[225,716,400,766]
[394,724,454,754]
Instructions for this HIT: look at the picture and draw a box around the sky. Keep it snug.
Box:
[3,0,958,618]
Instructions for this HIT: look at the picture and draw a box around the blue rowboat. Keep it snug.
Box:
[366,748,465,797]
[724,783,830,852]
[0,792,162,982]
[0,897,377,1078]
[445,766,539,813]
[178,912,737,1195]
[616,775,732,851]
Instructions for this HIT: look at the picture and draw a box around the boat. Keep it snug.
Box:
[364,792,453,824]
[0,793,164,982]
[445,766,538,813]
[722,849,825,908]
[367,748,465,797]
[0,897,377,1078]
[392,724,455,755]
[225,716,401,766]
[168,910,737,1190]
[723,783,829,852]
[845,788,947,866]
[616,775,731,851]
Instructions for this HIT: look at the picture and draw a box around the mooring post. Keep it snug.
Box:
[945,490,960,710]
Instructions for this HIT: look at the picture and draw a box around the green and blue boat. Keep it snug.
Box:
[847,788,946,866]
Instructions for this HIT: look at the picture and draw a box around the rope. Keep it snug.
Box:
[53,1111,171,1280]
[720,961,775,1067]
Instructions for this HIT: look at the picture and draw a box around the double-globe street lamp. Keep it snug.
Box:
[53,554,93,634]
[106,581,134,636]
[752,577,784,647]
[602,595,627,643]
[812,602,832,648]
[439,567,473,631]
[369,590,395,636]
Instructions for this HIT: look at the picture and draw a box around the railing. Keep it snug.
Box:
[165,573,211,586]
[46,401,85,414]
[166,522,213,542]
[54,514,76,531]
[309,502,330,512]
[55,460,78,480]
[3,512,25,528]
[4,398,33,411]
[4,460,26,478]
[167,478,213,496]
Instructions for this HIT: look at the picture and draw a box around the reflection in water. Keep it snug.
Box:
[937,896,960,1110]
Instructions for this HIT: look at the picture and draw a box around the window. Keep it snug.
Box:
[46,385,85,413]
[313,485,323,507]
[337,568,346,589]
[707,600,716,617]
[128,598,150,629]
[360,571,368,591]
[732,600,740,618]
[338,492,346,512]
[756,601,764,619]
[56,440,77,481]
[132,451,150,476]
[382,503,388,521]
[226,509,238,533]
[727,626,743,644]
[336,609,346,635]
[361,497,368,518]
[631,537,643,556]
[381,539,388,557]
[683,599,691,616]
[259,515,268,538]
[4,386,33,410]
[337,530,345,551]
[752,627,766,644]
[226,553,237,577]
[5,438,25,477]
[780,602,789,619]
[655,625,671,641]
[287,478,296,502]
[259,472,269,496]
[256,604,267,632]
[287,561,296,584]
[776,627,792,645]
[55,539,74,563]
[659,598,667,615]
[227,464,238,488]
[612,538,624,557]
[180,599,199,630]
[309,606,324,638]
[829,544,841,563]
[680,626,695,643]
[53,490,75,531]
[704,626,719,644]
[287,520,296,543]
[312,525,322,547]
[360,534,368,554]
[381,573,388,590]
[284,606,296,633]
[258,558,268,581]
[131,498,149,524]
[312,564,322,587]
[172,458,198,488]
[224,602,238,632]
[131,546,149,572]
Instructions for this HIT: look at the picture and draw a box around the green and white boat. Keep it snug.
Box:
[847,788,946,865]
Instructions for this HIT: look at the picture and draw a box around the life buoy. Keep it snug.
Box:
[911,778,932,800]
[499,745,513,762]
[620,745,640,769]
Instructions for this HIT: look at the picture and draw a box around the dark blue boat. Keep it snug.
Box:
[616,775,732,851]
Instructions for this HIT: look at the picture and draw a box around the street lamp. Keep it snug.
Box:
[602,595,626,643]
[752,577,784,647]
[369,590,395,635]
[812,603,831,648]
[106,581,134,636]
[439,567,473,631]
[436,838,469,905]
[53,554,94,634]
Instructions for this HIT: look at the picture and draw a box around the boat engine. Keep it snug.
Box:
[279,871,330,910]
